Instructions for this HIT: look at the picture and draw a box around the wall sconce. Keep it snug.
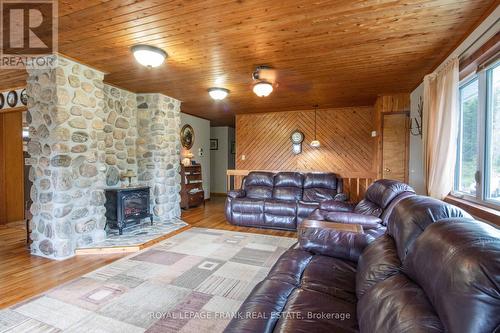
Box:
[410,96,423,138]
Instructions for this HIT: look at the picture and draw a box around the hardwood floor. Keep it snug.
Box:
[0,197,296,309]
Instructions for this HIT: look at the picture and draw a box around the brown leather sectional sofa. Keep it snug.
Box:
[225,171,346,230]
[224,185,500,332]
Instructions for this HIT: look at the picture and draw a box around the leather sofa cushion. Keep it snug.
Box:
[264,199,296,215]
[357,274,443,333]
[303,172,339,189]
[303,187,337,202]
[296,201,319,225]
[224,278,297,333]
[298,223,375,262]
[245,171,275,187]
[354,199,382,217]
[273,187,302,201]
[274,288,359,333]
[364,179,415,209]
[301,255,357,303]
[303,172,340,202]
[246,186,273,199]
[266,248,313,286]
[324,212,382,229]
[356,234,401,299]
[387,195,472,262]
[230,212,265,228]
[403,220,500,333]
[232,198,265,213]
[274,172,304,187]
[245,172,274,199]
[320,200,356,212]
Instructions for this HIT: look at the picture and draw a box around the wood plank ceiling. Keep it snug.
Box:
[0,0,496,126]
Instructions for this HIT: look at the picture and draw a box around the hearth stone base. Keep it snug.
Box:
[75,218,188,254]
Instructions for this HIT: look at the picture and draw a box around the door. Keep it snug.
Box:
[0,111,25,224]
[382,113,409,182]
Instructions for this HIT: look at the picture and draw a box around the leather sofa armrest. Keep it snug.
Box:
[227,189,246,199]
[324,212,382,229]
[298,219,374,262]
[319,200,355,212]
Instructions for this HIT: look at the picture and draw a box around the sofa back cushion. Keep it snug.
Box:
[273,172,304,201]
[364,179,415,209]
[403,219,500,333]
[356,234,401,299]
[302,173,341,202]
[386,195,471,262]
[244,172,274,199]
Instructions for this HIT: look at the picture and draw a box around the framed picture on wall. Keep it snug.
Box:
[231,141,235,154]
[210,139,218,150]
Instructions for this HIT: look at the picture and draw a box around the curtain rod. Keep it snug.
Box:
[458,17,499,59]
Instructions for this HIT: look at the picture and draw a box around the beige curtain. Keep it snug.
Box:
[423,58,459,199]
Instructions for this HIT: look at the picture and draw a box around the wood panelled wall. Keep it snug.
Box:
[236,107,377,177]
[0,111,24,224]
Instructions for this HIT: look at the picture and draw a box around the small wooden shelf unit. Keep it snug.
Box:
[180,164,205,209]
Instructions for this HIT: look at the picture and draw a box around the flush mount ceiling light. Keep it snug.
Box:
[131,45,167,68]
[252,66,274,97]
[253,81,273,97]
[310,105,321,148]
[208,87,230,100]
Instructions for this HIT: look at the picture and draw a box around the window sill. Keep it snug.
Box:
[445,195,500,226]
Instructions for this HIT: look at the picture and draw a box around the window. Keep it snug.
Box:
[455,61,500,208]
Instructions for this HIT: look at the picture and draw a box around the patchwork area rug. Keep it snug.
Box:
[0,228,296,332]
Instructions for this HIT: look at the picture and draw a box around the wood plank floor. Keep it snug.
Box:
[0,197,296,309]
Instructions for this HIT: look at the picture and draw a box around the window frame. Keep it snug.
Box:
[453,60,500,210]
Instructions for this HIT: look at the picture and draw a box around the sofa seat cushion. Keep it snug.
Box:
[264,199,296,215]
[263,199,297,229]
[274,288,359,333]
[227,247,359,333]
[357,274,443,333]
[232,198,265,213]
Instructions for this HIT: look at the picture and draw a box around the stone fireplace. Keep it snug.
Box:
[26,56,182,260]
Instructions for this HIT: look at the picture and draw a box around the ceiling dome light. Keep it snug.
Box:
[253,81,273,97]
[131,45,167,67]
[208,87,229,100]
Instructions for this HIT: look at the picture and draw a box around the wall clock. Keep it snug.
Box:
[6,90,17,108]
[290,130,304,155]
[180,124,195,149]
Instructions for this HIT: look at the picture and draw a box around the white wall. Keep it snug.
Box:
[210,126,231,194]
[181,113,211,199]
[409,6,500,194]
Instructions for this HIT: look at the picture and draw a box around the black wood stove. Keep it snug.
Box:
[104,186,153,235]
